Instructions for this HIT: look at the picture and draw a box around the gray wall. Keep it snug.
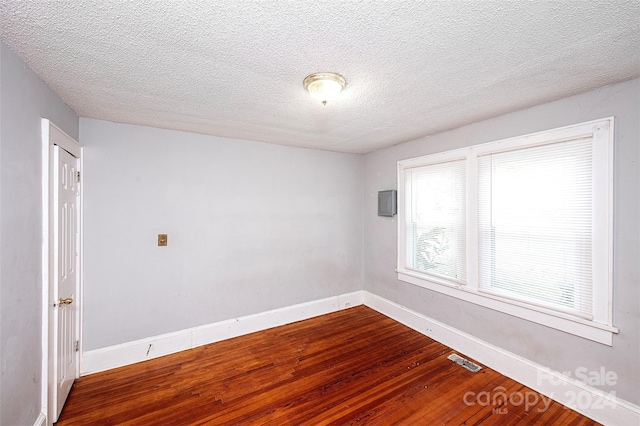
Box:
[80,119,363,350]
[363,78,640,404]
[2,34,637,424]
[0,42,78,426]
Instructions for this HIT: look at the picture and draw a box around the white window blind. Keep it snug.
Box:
[397,118,616,345]
[477,139,594,317]
[405,160,466,282]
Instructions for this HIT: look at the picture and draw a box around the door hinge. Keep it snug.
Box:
[76,171,80,183]
[75,340,79,352]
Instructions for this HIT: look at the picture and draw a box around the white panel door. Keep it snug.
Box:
[52,145,79,421]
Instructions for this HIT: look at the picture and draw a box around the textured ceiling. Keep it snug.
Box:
[1,1,639,153]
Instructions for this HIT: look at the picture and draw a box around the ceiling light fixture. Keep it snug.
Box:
[303,72,346,105]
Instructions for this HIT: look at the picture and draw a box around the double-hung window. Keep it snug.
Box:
[397,118,617,345]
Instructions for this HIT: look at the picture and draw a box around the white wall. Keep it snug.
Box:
[363,78,640,405]
[80,119,363,350]
[0,42,79,426]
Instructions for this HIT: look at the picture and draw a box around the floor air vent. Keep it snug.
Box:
[447,353,482,373]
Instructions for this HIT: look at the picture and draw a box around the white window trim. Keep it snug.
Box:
[397,117,618,346]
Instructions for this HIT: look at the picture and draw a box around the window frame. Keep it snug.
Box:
[397,117,617,345]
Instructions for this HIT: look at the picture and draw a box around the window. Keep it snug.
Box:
[404,159,466,282]
[397,118,617,345]
[477,139,594,317]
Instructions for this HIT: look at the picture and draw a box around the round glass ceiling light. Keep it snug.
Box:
[303,72,346,105]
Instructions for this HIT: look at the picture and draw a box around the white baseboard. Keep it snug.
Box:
[33,412,46,426]
[81,291,363,375]
[80,290,639,425]
[363,291,640,426]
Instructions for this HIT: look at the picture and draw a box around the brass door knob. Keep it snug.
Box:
[58,297,73,305]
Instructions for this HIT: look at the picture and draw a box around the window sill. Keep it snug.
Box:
[397,269,618,346]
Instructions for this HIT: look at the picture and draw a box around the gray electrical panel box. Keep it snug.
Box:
[378,190,397,217]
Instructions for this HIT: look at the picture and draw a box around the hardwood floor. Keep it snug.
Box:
[57,306,599,425]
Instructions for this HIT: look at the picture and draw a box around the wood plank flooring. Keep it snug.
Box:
[56,306,599,425]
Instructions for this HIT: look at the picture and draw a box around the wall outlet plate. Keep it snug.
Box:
[158,234,168,246]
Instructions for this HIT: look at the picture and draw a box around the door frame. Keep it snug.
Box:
[41,119,83,425]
